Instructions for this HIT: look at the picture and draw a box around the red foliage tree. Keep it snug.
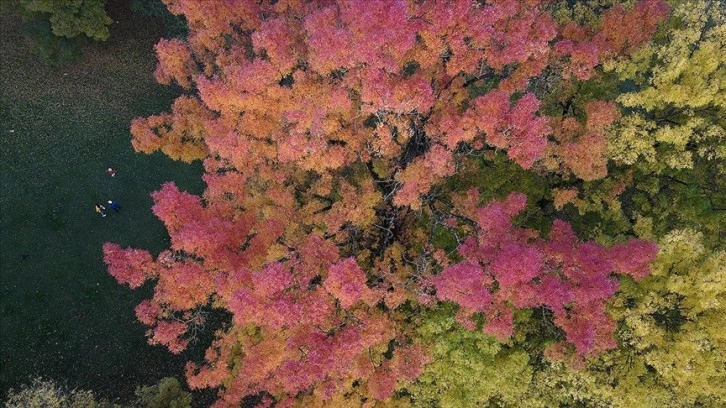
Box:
[433,194,658,357]
[547,100,621,180]
[106,0,668,405]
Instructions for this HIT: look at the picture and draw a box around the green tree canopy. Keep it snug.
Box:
[19,0,112,41]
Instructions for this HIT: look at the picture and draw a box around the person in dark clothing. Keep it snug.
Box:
[107,200,121,212]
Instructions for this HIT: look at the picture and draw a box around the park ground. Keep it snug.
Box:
[0,2,209,403]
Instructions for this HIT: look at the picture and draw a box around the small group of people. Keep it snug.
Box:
[95,167,121,218]
[95,200,121,218]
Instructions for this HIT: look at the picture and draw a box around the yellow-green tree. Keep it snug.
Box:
[522,229,725,407]
[3,378,120,408]
[135,377,192,408]
[605,0,724,171]
[607,229,725,406]
[409,305,532,407]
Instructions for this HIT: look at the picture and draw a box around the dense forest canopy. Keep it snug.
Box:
[101,0,724,406]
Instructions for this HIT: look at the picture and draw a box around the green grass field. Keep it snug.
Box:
[0,4,206,402]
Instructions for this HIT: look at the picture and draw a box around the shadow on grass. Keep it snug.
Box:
[0,3,212,405]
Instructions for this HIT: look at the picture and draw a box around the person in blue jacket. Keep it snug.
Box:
[107,200,121,212]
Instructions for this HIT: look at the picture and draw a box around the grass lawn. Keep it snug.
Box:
[0,3,207,402]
